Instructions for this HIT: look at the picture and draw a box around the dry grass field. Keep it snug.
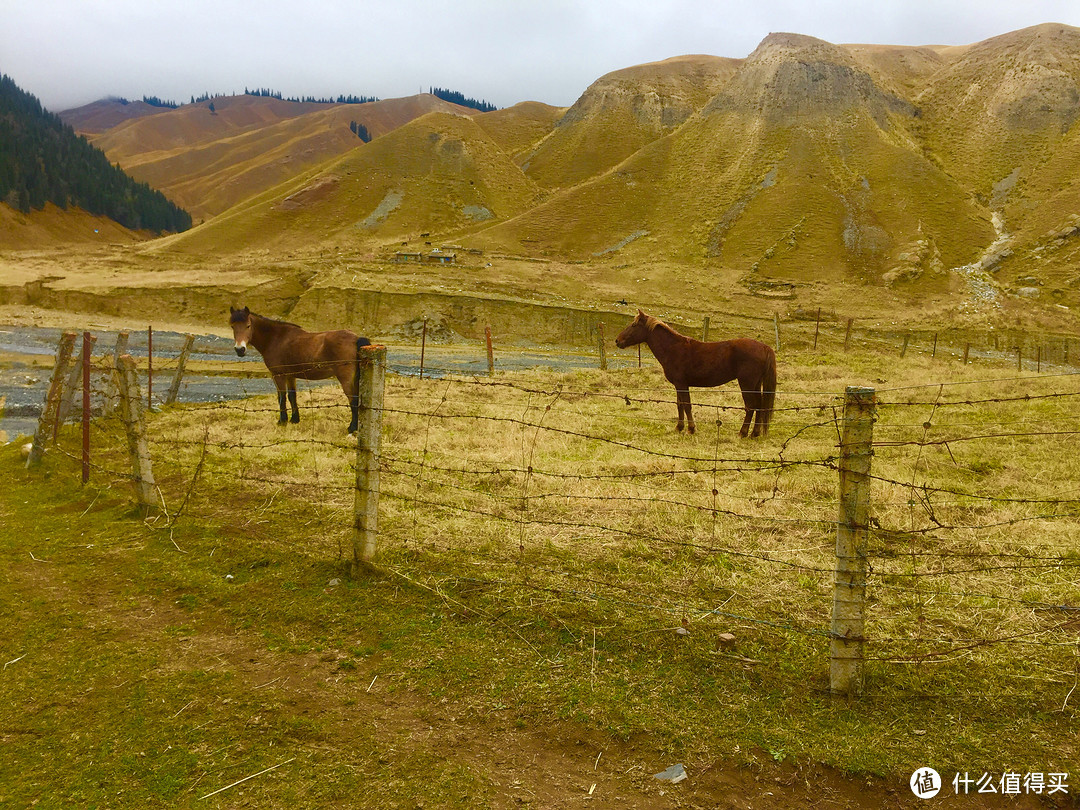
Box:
[2,317,1077,807]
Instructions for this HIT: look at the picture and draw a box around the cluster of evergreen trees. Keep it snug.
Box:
[429,87,497,112]
[0,75,192,233]
[349,121,372,142]
[244,88,377,105]
[109,96,180,108]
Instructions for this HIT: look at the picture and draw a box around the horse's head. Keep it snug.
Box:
[615,310,651,349]
[229,306,252,356]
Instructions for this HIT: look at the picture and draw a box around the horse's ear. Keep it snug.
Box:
[242,306,250,316]
[637,309,645,316]
[230,306,236,314]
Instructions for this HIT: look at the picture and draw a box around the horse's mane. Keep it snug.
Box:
[235,309,303,330]
[645,315,686,340]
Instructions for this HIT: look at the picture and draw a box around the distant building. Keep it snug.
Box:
[394,252,423,263]
[422,250,456,264]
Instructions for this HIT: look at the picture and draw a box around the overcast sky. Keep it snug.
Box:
[4,0,1080,113]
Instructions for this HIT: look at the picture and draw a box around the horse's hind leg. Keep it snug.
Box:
[337,365,359,434]
[739,391,756,438]
[741,389,764,438]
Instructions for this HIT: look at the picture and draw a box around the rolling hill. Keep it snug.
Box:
[79,93,488,221]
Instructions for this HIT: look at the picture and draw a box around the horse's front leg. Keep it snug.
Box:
[273,377,289,425]
[675,388,695,434]
[287,382,300,424]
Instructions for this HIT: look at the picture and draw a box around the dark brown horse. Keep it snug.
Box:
[615,310,777,437]
[229,307,371,433]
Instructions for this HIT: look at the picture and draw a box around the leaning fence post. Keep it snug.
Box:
[813,307,821,350]
[26,332,78,468]
[116,354,157,515]
[352,344,387,573]
[900,333,910,358]
[103,331,129,417]
[166,334,195,405]
[598,322,607,370]
[831,385,875,699]
[57,332,97,429]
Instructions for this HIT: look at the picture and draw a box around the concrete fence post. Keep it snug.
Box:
[831,385,876,699]
[352,344,387,573]
[116,354,157,515]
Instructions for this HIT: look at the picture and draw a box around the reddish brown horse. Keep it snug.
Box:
[229,306,371,433]
[615,310,777,437]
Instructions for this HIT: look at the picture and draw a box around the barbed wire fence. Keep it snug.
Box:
[16,322,1080,712]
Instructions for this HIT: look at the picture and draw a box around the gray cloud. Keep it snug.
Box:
[4,0,1079,112]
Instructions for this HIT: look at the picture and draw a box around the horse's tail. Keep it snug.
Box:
[760,347,777,435]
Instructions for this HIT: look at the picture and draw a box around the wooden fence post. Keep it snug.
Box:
[962,343,970,364]
[57,332,96,429]
[843,318,853,351]
[702,316,710,343]
[900,333,910,358]
[103,331,129,417]
[116,354,157,515]
[147,325,153,407]
[419,318,428,380]
[165,334,195,405]
[831,385,875,699]
[773,313,781,351]
[1016,346,1022,371]
[813,307,821,350]
[26,332,78,468]
[353,344,387,573]
[485,325,494,376]
[598,322,607,370]
[931,333,938,359]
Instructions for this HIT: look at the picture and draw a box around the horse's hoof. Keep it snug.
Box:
[290,417,300,424]
[687,425,696,435]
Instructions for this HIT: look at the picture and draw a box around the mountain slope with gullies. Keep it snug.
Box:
[468,32,993,290]
[519,54,740,191]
